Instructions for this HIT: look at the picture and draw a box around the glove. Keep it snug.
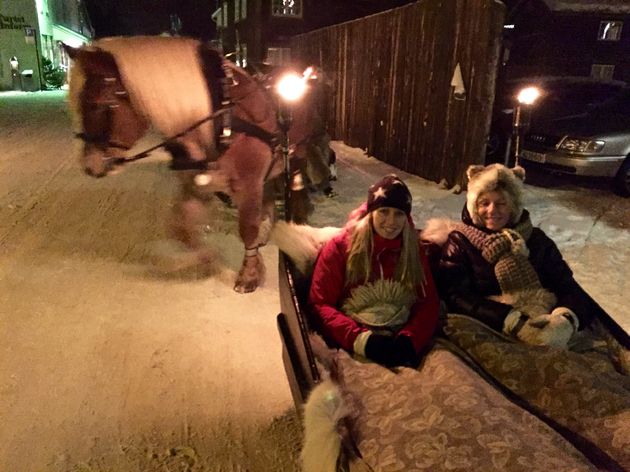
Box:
[502,310,529,337]
[364,334,396,367]
[394,335,419,367]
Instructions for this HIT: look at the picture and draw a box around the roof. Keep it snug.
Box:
[541,0,630,14]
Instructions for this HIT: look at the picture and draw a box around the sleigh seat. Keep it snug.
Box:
[276,250,630,471]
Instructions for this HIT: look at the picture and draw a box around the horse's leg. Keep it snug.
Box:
[288,150,314,224]
[165,173,213,269]
[221,137,271,293]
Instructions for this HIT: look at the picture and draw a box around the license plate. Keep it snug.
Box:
[521,150,546,163]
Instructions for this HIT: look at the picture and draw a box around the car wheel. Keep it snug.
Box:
[614,157,630,197]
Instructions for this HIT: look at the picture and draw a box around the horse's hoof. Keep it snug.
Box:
[233,280,258,293]
[233,254,265,293]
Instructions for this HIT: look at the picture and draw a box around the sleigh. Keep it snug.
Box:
[277,245,630,471]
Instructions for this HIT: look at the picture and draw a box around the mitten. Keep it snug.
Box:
[364,334,396,367]
[504,308,578,349]
[502,310,528,337]
[394,335,419,367]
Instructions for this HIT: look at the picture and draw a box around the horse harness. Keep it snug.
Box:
[75,47,283,177]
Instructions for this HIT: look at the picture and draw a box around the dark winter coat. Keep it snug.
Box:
[309,227,440,355]
[437,207,604,332]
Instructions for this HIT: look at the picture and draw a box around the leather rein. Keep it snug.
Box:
[75,67,281,170]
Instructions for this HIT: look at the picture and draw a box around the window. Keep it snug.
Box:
[591,64,615,80]
[238,44,248,68]
[266,47,291,65]
[272,0,302,18]
[212,4,227,28]
[598,21,623,41]
[235,0,247,22]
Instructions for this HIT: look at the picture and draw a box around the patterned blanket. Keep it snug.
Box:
[308,316,629,471]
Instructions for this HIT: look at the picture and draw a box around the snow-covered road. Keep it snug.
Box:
[0,91,628,471]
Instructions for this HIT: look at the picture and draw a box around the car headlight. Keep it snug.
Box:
[558,137,605,153]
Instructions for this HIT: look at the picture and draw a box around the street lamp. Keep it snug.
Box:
[274,67,313,221]
[512,86,541,166]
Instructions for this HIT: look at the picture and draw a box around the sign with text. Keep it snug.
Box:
[0,14,29,30]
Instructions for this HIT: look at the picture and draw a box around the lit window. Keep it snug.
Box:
[598,21,623,41]
[235,0,247,22]
[211,8,224,28]
[591,64,615,80]
[239,44,248,68]
[266,47,291,65]
[272,0,302,18]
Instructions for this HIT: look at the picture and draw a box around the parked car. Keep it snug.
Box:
[486,76,630,196]
[521,85,630,196]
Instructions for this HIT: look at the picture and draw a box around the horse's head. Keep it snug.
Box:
[65,44,148,177]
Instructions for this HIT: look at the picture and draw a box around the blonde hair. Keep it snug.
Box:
[345,212,426,296]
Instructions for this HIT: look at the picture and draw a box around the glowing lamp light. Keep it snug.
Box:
[517,86,541,105]
[276,72,307,102]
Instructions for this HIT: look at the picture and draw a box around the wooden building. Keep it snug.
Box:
[212,0,416,66]
[503,0,630,82]
[290,0,506,188]
[0,0,91,91]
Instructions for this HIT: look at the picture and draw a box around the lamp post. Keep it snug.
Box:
[274,67,312,221]
[512,86,540,167]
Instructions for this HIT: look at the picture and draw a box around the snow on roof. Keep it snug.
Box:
[541,0,630,14]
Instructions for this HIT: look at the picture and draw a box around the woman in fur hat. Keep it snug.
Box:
[426,163,606,348]
[309,174,440,367]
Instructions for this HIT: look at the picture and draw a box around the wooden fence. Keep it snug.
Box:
[291,0,506,188]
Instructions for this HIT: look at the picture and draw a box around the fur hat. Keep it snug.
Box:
[367,174,412,216]
[466,164,526,227]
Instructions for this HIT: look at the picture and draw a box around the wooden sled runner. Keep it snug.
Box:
[277,247,630,471]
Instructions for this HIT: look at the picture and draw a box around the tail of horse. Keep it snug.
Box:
[270,221,342,275]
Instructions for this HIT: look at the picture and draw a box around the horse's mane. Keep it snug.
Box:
[67,51,88,132]
[91,36,215,147]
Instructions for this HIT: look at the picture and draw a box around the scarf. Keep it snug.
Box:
[454,214,543,294]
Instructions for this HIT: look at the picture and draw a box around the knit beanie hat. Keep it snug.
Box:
[466,164,526,227]
[367,174,412,216]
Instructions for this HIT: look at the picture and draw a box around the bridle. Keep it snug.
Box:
[74,62,308,176]
[76,76,134,153]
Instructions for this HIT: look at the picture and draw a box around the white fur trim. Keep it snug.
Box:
[502,309,525,336]
[421,218,460,246]
[489,288,557,317]
[551,306,579,332]
[270,221,343,274]
[466,164,525,227]
[301,380,345,472]
[353,331,372,357]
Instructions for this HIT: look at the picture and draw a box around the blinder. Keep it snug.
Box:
[76,75,133,155]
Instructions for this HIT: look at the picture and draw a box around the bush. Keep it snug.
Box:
[41,56,66,89]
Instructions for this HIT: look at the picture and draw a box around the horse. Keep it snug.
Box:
[65,36,324,293]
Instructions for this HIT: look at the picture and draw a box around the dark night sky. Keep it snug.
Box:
[84,0,217,39]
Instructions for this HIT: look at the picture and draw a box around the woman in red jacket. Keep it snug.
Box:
[308,174,440,367]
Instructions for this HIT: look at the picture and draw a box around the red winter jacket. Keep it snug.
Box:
[308,226,440,355]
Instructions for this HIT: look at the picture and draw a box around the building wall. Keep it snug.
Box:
[504,3,630,82]
[0,0,42,90]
